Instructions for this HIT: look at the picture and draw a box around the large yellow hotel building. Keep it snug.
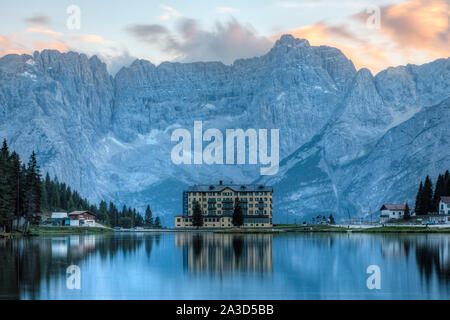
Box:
[175,181,273,228]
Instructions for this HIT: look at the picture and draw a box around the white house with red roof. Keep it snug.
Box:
[439,196,450,215]
[379,204,415,223]
[68,211,96,226]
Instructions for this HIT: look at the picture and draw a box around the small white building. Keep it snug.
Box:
[51,212,68,219]
[379,204,414,223]
[439,196,450,215]
[50,212,69,226]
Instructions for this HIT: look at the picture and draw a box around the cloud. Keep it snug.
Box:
[274,0,374,9]
[358,0,449,57]
[26,26,63,37]
[126,24,171,43]
[25,14,51,26]
[288,0,449,73]
[76,34,113,46]
[30,40,70,52]
[127,18,272,64]
[0,35,22,55]
[289,22,392,71]
[0,32,71,57]
[216,7,238,13]
[158,5,181,20]
[96,49,137,75]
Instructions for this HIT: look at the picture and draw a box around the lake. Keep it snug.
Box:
[0,232,449,299]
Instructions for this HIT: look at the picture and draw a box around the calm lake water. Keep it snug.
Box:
[0,232,449,299]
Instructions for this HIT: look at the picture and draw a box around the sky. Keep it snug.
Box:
[0,0,448,74]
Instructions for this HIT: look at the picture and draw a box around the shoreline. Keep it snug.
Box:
[3,225,450,238]
[28,226,112,236]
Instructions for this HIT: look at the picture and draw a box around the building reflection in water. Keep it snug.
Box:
[175,233,273,274]
[50,235,97,259]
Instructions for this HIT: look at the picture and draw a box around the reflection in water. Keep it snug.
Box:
[415,238,449,283]
[175,233,272,274]
[378,235,450,283]
[0,233,159,299]
[0,233,449,299]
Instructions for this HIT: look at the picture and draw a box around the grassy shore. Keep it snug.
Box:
[277,224,450,233]
[29,226,112,236]
[353,226,450,233]
[214,228,284,234]
[214,225,450,234]
[275,224,348,232]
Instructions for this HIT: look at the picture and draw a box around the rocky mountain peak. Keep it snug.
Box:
[275,34,310,48]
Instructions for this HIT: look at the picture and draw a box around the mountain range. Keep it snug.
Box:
[0,34,449,225]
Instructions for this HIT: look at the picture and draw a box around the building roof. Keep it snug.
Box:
[186,183,273,193]
[440,196,450,204]
[51,212,68,219]
[68,210,95,217]
[380,204,407,211]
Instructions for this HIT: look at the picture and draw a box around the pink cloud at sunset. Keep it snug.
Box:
[289,0,449,73]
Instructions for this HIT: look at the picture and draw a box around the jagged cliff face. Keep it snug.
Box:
[0,35,448,224]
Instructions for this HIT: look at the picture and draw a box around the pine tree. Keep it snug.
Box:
[40,180,49,211]
[60,183,68,210]
[232,197,244,227]
[422,175,433,214]
[10,152,24,225]
[415,181,424,215]
[131,208,136,228]
[23,151,41,224]
[445,170,450,196]
[98,200,109,224]
[0,139,15,231]
[329,214,336,225]
[144,205,153,227]
[432,174,446,211]
[51,178,61,210]
[108,202,118,227]
[67,195,76,212]
[134,213,144,227]
[192,201,203,228]
[404,203,411,220]
[154,216,162,229]
[44,173,52,208]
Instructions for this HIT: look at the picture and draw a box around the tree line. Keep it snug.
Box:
[415,170,450,215]
[0,138,162,232]
[98,202,161,229]
[41,174,161,229]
